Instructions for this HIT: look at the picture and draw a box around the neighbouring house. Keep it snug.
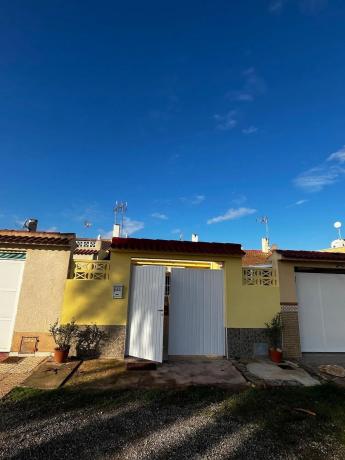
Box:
[272,249,345,358]
[0,229,75,354]
[73,237,111,261]
[62,236,280,360]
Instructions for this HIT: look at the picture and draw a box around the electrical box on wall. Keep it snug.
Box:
[113,284,124,299]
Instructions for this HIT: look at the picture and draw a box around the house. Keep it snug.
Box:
[62,236,280,360]
[272,249,345,357]
[0,229,75,354]
[73,237,111,260]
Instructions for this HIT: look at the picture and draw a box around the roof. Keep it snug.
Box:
[111,237,244,256]
[276,249,345,262]
[242,250,272,266]
[74,239,111,255]
[0,230,75,248]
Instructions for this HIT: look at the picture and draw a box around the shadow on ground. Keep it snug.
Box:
[1,378,345,459]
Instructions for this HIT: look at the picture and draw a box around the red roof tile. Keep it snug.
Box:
[74,249,99,255]
[276,249,345,261]
[242,250,272,266]
[0,230,75,248]
[111,237,244,256]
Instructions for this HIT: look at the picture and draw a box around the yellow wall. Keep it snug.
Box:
[62,249,280,329]
[224,257,280,328]
[62,252,131,325]
[276,258,345,304]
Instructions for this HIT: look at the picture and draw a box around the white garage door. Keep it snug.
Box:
[0,258,25,351]
[296,272,345,352]
[169,268,225,356]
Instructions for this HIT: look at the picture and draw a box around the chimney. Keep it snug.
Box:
[192,233,199,242]
[24,218,38,232]
[261,237,270,253]
[112,224,121,238]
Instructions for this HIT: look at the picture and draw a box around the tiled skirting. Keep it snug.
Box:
[227,328,269,358]
[72,325,126,359]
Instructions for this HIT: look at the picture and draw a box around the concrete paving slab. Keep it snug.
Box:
[247,361,320,387]
[67,358,248,390]
[21,358,81,390]
[0,356,45,398]
[114,359,247,390]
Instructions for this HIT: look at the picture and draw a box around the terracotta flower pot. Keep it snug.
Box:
[269,348,283,363]
[54,347,70,364]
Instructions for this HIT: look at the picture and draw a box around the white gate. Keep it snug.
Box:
[169,268,225,356]
[0,259,25,351]
[296,272,345,352]
[127,265,166,362]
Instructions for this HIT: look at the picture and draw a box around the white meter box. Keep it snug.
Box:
[113,284,124,299]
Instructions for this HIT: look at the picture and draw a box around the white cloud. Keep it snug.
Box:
[328,145,345,163]
[191,194,205,205]
[295,199,308,205]
[151,212,168,220]
[214,111,237,131]
[171,228,182,234]
[123,217,144,236]
[242,126,258,135]
[180,194,205,205]
[294,166,341,192]
[287,199,309,208]
[294,145,345,192]
[207,207,257,225]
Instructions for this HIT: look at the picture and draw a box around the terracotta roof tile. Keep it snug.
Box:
[111,237,244,256]
[0,230,75,248]
[242,250,272,266]
[276,249,345,261]
[74,249,99,255]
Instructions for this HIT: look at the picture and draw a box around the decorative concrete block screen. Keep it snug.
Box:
[242,268,277,286]
[76,240,97,248]
[73,260,110,280]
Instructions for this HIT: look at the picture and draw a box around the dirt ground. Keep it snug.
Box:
[66,358,247,390]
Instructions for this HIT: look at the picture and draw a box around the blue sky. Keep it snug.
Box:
[1,0,345,249]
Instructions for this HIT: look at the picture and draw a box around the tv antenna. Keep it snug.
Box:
[257,216,269,239]
[334,221,342,239]
[114,201,128,237]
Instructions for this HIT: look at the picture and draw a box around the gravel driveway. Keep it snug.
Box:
[1,385,345,459]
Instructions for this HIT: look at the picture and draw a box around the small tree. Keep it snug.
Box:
[49,320,78,351]
[265,313,282,349]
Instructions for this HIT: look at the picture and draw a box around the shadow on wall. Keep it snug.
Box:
[75,325,109,359]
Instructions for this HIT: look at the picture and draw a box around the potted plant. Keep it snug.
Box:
[49,320,78,363]
[265,313,283,363]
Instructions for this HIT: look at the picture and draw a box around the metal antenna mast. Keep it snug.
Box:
[257,216,269,239]
[114,201,128,237]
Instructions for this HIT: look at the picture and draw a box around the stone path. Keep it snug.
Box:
[0,356,46,398]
